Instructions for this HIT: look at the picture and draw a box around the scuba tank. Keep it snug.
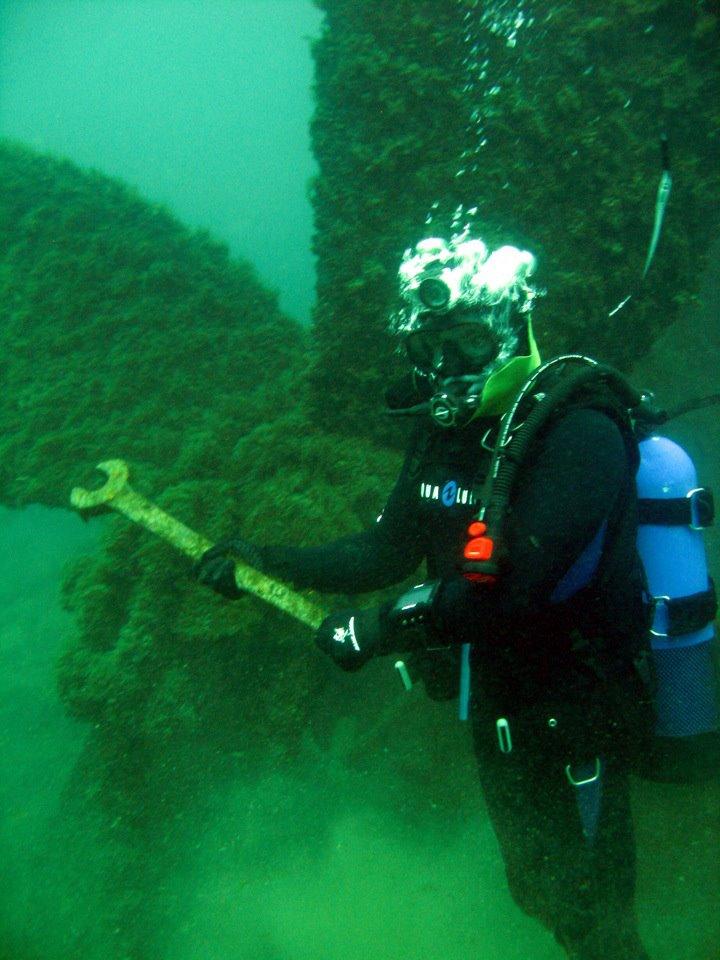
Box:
[635,434,720,782]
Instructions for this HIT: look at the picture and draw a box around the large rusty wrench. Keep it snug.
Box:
[70,459,327,630]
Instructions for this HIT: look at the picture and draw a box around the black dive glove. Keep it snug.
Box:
[314,577,481,672]
[194,536,265,599]
[314,607,386,672]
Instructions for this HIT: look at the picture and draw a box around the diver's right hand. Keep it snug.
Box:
[194,536,264,600]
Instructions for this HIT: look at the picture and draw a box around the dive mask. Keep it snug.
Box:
[404,320,500,378]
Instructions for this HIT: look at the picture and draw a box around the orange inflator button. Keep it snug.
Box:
[464,536,495,561]
[467,521,487,537]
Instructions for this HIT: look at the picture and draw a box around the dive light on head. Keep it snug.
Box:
[417,276,451,312]
[391,235,537,337]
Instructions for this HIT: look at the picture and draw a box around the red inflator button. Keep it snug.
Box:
[464,572,498,584]
[464,536,495,561]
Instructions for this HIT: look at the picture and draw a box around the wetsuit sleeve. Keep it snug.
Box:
[257,432,426,594]
[436,408,631,639]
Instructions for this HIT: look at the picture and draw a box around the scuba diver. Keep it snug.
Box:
[195,234,658,960]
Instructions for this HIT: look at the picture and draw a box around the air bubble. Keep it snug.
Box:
[453,3,536,186]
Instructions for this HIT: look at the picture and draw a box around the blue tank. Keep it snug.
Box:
[636,435,720,781]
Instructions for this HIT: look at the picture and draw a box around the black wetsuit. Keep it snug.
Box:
[261,406,654,960]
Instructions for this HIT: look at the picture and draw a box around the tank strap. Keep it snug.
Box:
[638,487,714,529]
[649,579,717,638]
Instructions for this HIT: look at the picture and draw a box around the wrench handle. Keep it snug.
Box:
[111,487,213,560]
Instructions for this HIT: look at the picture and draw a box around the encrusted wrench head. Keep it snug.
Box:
[70,459,130,511]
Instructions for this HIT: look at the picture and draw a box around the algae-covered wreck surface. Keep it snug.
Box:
[0,139,402,816]
[308,0,720,436]
[0,137,417,957]
[0,139,306,506]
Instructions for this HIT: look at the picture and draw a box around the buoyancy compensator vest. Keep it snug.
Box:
[459,354,720,783]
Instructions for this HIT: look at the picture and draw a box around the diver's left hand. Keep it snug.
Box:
[314,607,384,672]
[193,535,264,599]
